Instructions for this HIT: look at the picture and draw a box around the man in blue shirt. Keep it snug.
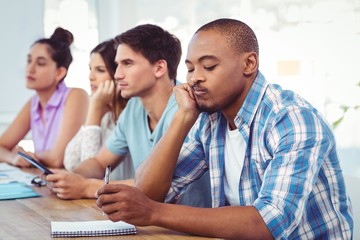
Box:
[46,24,211,206]
[97,19,353,239]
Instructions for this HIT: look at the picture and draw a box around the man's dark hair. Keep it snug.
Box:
[115,24,182,80]
[196,18,259,55]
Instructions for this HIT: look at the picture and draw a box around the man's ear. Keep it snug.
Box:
[55,67,67,83]
[154,59,167,78]
[243,52,258,76]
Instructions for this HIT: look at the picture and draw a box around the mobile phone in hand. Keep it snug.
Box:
[17,151,53,175]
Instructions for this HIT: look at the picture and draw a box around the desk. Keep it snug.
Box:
[0,168,221,239]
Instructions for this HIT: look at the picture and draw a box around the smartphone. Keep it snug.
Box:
[17,151,53,175]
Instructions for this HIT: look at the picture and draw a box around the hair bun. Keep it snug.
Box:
[50,27,74,47]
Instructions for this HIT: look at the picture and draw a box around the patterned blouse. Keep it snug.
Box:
[64,111,134,180]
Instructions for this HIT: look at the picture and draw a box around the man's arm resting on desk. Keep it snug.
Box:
[46,148,130,199]
[73,147,125,179]
[96,184,273,240]
[155,204,273,240]
[47,171,135,199]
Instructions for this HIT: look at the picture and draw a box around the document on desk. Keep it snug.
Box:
[51,220,137,237]
[0,182,40,200]
[0,163,36,185]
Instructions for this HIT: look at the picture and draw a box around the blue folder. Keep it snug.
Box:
[0,182,40,200]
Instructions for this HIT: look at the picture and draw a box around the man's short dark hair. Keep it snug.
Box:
[115,24,182,80]
[196,18,259,55]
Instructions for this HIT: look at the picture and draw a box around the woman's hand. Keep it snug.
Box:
[91,80,115,107]
[85,80,115,126]
[11,146,33,168]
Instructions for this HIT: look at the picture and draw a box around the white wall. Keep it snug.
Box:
[0,0,44,135]
[96,0,137,41]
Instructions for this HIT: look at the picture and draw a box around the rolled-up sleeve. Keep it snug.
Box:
[253,106,331,239]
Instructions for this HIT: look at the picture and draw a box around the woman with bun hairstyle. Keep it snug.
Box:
[63,39,134,180]
[0,27,89,168]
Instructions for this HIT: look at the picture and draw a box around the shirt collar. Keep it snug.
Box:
[47,81,67,108]
[31,81,67,120]
[234,71,268,129]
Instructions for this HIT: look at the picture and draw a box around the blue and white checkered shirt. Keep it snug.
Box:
[165,71,353,239]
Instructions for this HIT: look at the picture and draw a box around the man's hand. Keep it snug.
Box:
[96,184,159,226]
[46,171,88,199]
[173,83,199,122]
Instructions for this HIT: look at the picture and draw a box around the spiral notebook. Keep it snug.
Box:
[51,220,136,237]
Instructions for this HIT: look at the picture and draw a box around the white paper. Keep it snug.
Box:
[0,163,36,185]
[51,220,136,236]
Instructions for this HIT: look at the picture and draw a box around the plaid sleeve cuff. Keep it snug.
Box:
[253,198,288,240]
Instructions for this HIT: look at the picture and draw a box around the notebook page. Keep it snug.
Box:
[51,220,136,237]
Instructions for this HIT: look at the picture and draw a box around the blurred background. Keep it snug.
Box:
[0,0,359,236]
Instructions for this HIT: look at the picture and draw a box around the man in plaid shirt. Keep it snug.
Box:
[97,18,353,239]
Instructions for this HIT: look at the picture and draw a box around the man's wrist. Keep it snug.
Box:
[148,200,164,226]
[176,109,199,126]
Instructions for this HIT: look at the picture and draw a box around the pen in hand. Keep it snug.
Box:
[104,165,111,185]
[102,165,111,216]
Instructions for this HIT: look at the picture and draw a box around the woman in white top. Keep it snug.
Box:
[63,39,134,180]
